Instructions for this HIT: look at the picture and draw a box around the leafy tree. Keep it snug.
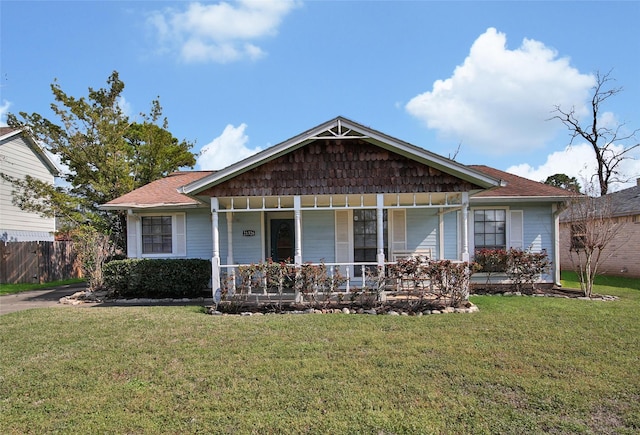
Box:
[3,71,196,250]
[543,173,581,193]
[551,70,639,195]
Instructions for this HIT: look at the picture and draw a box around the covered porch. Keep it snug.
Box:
[209,191,472,295]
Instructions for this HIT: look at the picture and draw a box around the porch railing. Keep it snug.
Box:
[220,262,381,296]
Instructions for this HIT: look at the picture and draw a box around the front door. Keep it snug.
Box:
[270,219,295,262]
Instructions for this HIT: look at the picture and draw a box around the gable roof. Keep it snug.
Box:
[181,116,503,195]
[0,127,60,176]
[101,171,213,210]
[469,165,576,203]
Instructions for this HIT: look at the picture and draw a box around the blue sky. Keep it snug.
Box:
[2,1,639,191]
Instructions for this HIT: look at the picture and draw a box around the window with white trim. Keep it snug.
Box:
[142,216,173,254]
[127,212,187,258]
[473,209,506,250]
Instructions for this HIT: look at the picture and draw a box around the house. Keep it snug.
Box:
[102,117,574,292]
[0,127,59,242]
[560,181,640,278]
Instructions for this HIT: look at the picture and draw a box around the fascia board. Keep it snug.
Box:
[100,203,205,211]
[470,196,571,204]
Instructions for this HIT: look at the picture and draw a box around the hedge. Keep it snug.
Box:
[103,259,211,298]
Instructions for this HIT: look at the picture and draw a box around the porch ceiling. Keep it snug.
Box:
[215,192,462,212]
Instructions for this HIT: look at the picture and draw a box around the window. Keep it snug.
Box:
[142,216,173,254]
[570,223,586,250]
[353,209,388,263]
[474,209,506,250]
[353,209,387,275]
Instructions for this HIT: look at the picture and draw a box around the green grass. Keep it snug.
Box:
[1,275,638,433]
[561,270,640,292]
[0,278,85,295]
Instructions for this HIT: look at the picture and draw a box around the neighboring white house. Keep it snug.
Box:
[102,117,575,293]
[0,127,59,242]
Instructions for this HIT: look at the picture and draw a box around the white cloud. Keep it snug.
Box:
[197,123,262,170]
[0,100,11,126]
[149,0,299,63]
[406,27,595,154]
[507,143,640,193]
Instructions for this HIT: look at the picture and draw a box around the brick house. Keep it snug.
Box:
[560,181,640,278]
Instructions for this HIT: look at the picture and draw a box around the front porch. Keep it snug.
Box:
[208,192,473,295]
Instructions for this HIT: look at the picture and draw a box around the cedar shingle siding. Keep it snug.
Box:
[202,139,481,197]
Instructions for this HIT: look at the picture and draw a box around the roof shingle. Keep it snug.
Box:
[102,171,213,209]
[470,165,576,198]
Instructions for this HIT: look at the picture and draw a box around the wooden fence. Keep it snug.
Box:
[0,241,81,284]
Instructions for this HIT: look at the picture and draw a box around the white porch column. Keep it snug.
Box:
[226,212,234,265]
[211,198,221,294]
[294,196,302,265]
[376,193,385,266]
[461,192,470,262]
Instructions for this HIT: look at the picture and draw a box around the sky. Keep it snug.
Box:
[1,0,639,193]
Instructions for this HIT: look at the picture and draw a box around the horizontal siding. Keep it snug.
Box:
[231,212,263,265]
[0,135,55,182]
[0,135,56,236]
[443,211,459,260]
[185,209,213,259]
[518,205,553,254]
[302,210,335,263]
[406,208,438,257]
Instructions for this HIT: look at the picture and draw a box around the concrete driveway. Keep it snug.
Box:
[0,283,93,316]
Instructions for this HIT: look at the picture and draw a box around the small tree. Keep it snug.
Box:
[70,225,115,291]
[564,188,621,297]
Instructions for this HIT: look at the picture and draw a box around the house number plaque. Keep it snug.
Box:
[242,230,256,237]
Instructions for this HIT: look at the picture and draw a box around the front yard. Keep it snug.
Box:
[0,273,638,433]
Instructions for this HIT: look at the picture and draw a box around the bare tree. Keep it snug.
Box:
[564,187,621,297]
[551,71,639,195]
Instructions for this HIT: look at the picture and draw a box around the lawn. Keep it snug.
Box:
[1,274,638,434]
[0,278,85,296]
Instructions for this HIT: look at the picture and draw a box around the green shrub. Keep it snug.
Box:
[104,259,211,298]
